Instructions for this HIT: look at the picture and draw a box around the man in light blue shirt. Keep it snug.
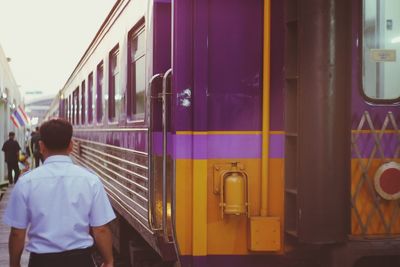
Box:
[3,119,116,267]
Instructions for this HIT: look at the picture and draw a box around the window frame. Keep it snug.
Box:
[73,87,80,125]
[68,95,72,123]
[81,80,86,125]
[108,44,120,123]
[96,62,104,124]
[127,19,146,123]
[88,72,94,125]
[65,97,69,122]
[360,0,400,104]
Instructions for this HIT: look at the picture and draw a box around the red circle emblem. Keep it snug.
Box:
[374,162,400,200]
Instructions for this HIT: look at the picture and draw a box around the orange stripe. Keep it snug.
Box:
[176,131,284,135]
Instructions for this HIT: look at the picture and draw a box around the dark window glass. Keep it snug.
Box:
[81,81,86,124]
[72,94,74,125]
[61,96,67,119]
[73,88,79,125]
[128,25,146,119]
[88,73,93,124]
[66,97,69,121]
[97,62,104,123]
[109,45,119,121]
[68,95,72,123]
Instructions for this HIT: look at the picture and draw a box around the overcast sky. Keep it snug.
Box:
[0,0,116,103]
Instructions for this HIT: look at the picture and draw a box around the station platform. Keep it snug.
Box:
[0,185,30,266]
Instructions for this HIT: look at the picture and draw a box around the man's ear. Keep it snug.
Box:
[39,140,46,154]
[67,140,73,154]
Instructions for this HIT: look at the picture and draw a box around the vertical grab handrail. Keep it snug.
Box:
[148,73,163,232]
[162,68,173,242]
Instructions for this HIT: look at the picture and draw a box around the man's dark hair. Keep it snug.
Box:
[39,119,72,151]
[8,132,15,138]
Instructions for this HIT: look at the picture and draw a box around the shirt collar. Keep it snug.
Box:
[43,155,73,165]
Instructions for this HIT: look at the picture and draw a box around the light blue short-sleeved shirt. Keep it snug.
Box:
[3,155,116,253]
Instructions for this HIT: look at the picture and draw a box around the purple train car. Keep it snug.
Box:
[47,0,400,266]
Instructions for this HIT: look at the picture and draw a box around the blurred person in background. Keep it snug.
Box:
[30,126,43,168]
[2,132,21,184]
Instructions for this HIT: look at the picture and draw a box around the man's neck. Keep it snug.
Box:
[43,152,69,161]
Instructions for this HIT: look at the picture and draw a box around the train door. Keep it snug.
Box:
[147,0,176,262]
[346,1,400,265]
[172,0,267,266]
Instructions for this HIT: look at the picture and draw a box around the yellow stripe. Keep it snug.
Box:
[177,130,397,135]
[176,131,260,135]
[192,160,208,256]
[177,130,400,135]
[352,130,398,134]
[270,131,284,135]
[176,131,285,135]
[175,160,193,255]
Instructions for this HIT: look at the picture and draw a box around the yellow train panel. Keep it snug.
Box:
[175,158,284,256]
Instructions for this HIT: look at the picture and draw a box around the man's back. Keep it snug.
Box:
[2,139,20,163]
[4,119,115,267]
[4,155,115,253]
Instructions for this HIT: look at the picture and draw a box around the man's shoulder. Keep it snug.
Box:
[2,139,10,147]
[15,168,41,186]
[20,166,44,179]
[20,164,101,185]
[72,164,100,180]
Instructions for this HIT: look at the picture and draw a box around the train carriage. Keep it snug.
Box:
[46,0,400,266]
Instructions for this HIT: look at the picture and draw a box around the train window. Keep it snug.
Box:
[72,93,75,125]
[363,0,400,100]
[88,72,94,124]
[73,87,79,125]
[68,97,71,122]
[127,24,146,120]
[65,97,69,121]
[63,96,67,119]
[68,95,72,123]
[81,80,86,124]
[109,45,120,122]
[97,62,104,123]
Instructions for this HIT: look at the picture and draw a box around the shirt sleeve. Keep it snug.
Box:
[3,182,29,229]
[89,179,116,227]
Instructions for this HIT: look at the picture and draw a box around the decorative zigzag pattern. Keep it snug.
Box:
[351,111,400,235]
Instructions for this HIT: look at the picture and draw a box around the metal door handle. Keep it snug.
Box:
[161,68,173,242]
[148,73,163,232]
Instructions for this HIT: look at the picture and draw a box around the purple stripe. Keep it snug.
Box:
[10,114,21,127]
[74,130,147,152]
[152,132,174,155]
[152,133,285,159]
[13,111,25,127]
[269,134,285,159]
[206,135,261,159]
[352,133,399,159]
